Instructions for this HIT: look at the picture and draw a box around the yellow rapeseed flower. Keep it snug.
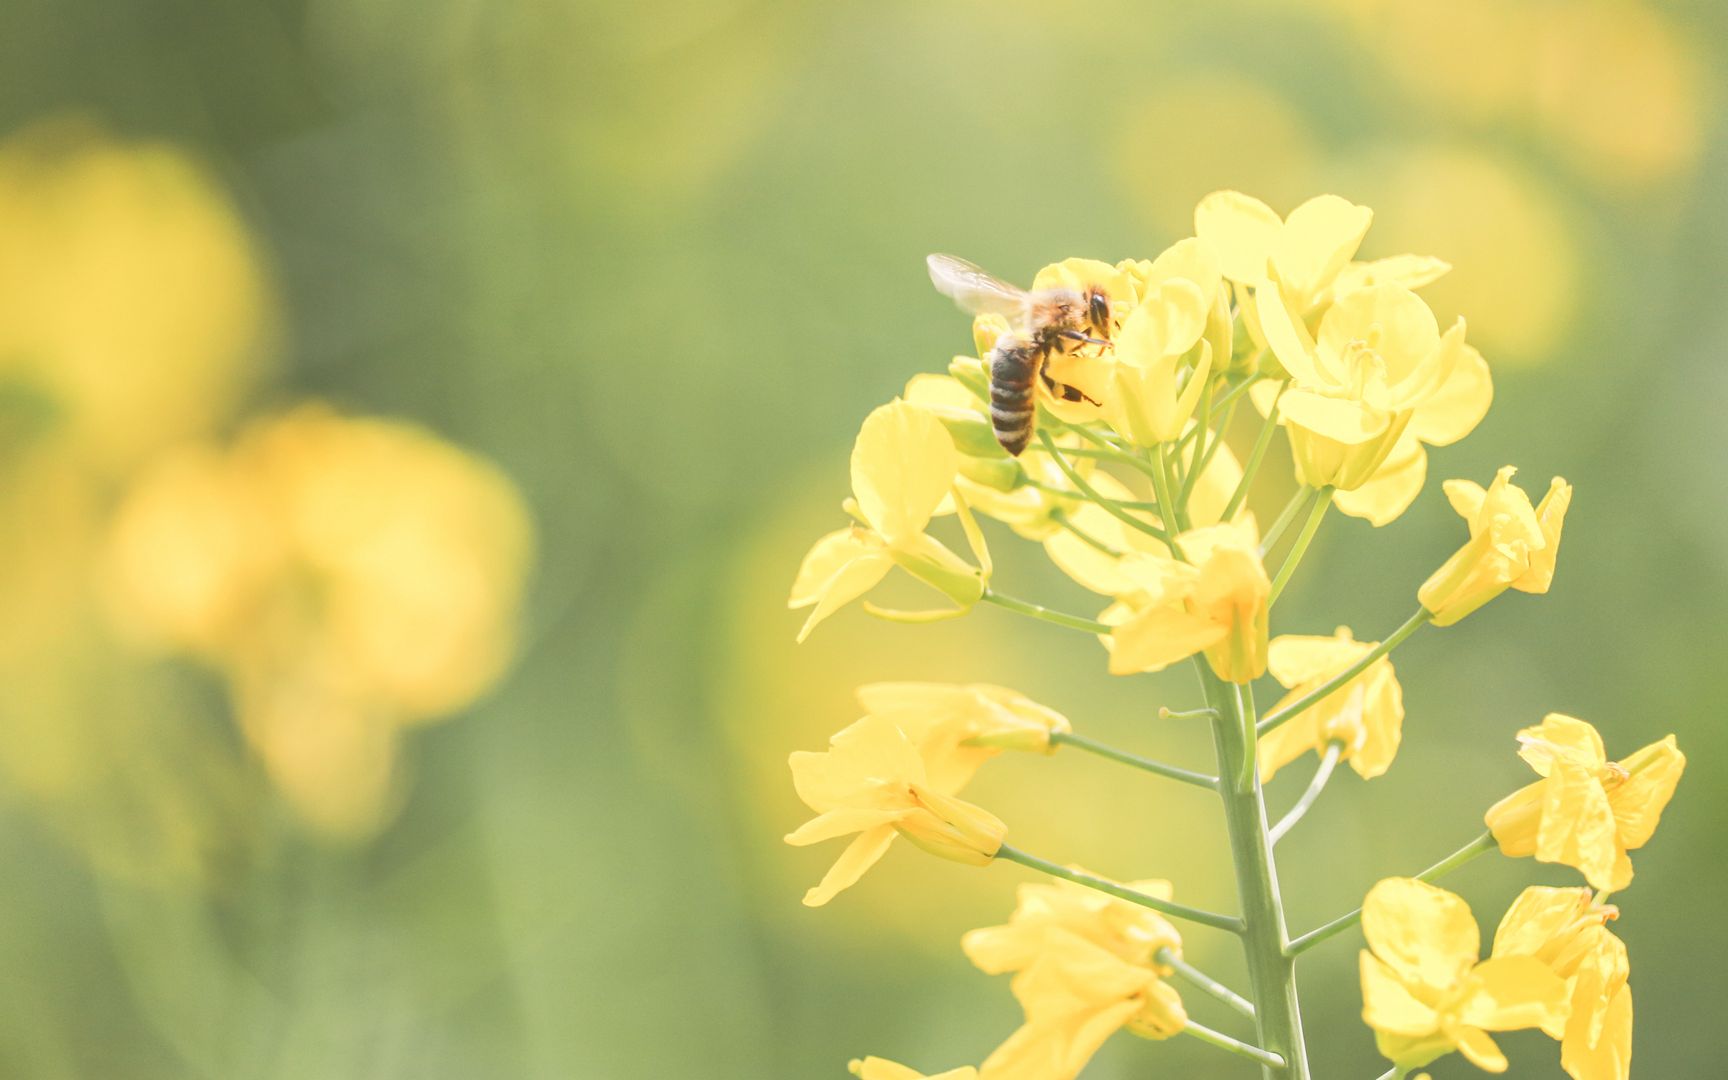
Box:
[854,682,1070,790]
[1257,281,1484,494]
[849,1057,977,1080]
[1257,627,1405,783]
[1484,714,1684,892]
[962,875,1183,975]
[965,875,1186,1080]
[1418,466,1571,626]
[1359,878,1567,1073]
[790,400,983,641]
[1491,886,1632,1080]
[785,715,1006,907]
[1100,518,1269,682]
[981,930,1185,1080]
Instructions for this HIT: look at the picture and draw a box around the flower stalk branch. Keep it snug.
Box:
[1049,731,1218,790]
[1285,830,1497,955]
[1258,609,1432,735]
[995,844,1245,933]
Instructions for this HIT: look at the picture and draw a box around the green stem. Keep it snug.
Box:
[1053,421,1163,481]
[1152,442,1190,548]
[995,845,1244,934]
[1049,731,1217,790]
[1257,609,1432,736]
[1372,1067,1408,1080]
[1182,1020,1286,1070]
[1156,946,1255,1019]
[1268,487,1333,606]
[1221,384,1285,522]
[1050,511,1122,556]
[1177,377,1215,505]
[1206,371,1264,425]
[1197,665,1310,1079]
[1037,429,1175,547]
[1196,389,1244,478]
[980,590,1111,635]
[1285,831,1497,956]
[1267,742,1342,845]
[1258,486,1315,554]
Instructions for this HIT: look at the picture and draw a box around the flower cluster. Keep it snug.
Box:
[782,191,1684,1080]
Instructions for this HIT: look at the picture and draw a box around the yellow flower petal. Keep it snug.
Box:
[1333,434,1428,527]
[1608,734,1685,849]
[1453,954,1569,1036]
[1407,340,1492,447]
[1194,190,1282,284]
[1273,194,1373,305]
[850,400,959,544]
[1362,878,1480,992]
[849,1057,978,1080]
[1360,951,1440,1037]
[1279,389,1392,445]
[1561,983,1631,1080]
[1447,1024,1509,1072]
[789,527,893,642]
[802,826,898,907]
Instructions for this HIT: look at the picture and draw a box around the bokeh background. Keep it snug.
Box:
[0,1,1720,1077]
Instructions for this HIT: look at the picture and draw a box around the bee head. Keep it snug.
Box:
[1086,289,1112,340]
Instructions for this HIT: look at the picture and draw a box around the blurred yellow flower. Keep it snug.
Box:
[1484,714,1684,892]
[1112,75,1321,240]
[1102,518,1269,682]
[966,874,1186,1080]
[1352,147,1577,365]
[1418,467,1570,626]
[1359,877,1567,1073]
[855,682,1069,787]
[103,405,533,835]
[1491,886,1632,1080]
[850,1058,976,1080]
[786,715,1005,907]
[1257,627,1404,783]
[0,117,270,475]
[789,400,982,641]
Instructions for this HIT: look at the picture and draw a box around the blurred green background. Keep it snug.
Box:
[0,1,1720,1077]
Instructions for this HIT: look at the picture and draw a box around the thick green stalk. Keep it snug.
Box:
[1198,664,1309,1078]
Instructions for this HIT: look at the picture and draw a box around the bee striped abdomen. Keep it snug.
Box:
[988,337,1043,457]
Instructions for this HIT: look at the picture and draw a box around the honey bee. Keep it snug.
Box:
[926,254,1111,456]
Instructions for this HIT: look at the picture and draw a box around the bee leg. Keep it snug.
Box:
[1040,370,1102,407]
[1058,329,1112,348]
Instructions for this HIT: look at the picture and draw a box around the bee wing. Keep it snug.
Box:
[927,254,1031,326]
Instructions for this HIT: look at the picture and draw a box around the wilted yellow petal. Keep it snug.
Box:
[1608,734,1684,849]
